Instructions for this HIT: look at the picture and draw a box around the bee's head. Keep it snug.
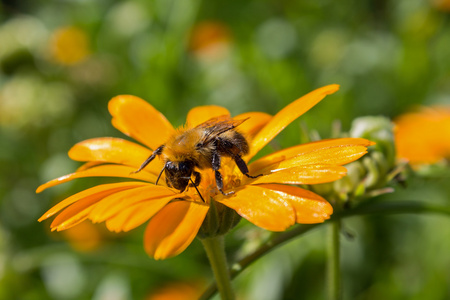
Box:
[164,160,194,192]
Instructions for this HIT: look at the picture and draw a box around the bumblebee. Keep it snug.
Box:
[134,115,262,195]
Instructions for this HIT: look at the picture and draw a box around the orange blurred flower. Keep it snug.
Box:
[394,106,450,165]
[37,85,373,259]
[49,26,90,65]
[432,0,450,11]
[61,220,105,252]
[188,21,232,61]
[146,282,203,300]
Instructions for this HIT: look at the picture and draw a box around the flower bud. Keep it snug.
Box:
[310,116,400,207]
[197,199,242,239]
[350,116,396,167]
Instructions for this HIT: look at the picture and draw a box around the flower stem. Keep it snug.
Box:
[327,220,342,300]
[200,236,235,300]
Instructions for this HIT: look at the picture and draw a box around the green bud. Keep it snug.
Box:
[197,199,241,239]
[350,116,396,168]
[310,115,400,207]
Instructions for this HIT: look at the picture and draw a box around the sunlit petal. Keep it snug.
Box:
[36,165,158,193]
[234,112,272,139]
[246,165,347,185]
[105,195,178,232]
[144,200,209,260]
[68,137,160,168]
[76,161,105,172]
[262,184,333,223]
[186,105,230,128]
[90,185,177,223]
[248,84,340,159]
[249,138,373,172]
[109,95,175,149]
[38,182,147,221]
[217,185,295,231]
[51,205,94,231]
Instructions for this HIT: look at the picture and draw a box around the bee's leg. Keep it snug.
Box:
[233,154,262,179]
[132,145,164,173]
[216,137,262,179]
[214,170,231,196]
[212,149,234,196]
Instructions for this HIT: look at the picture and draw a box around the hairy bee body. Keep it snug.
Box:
[135,115,261,195]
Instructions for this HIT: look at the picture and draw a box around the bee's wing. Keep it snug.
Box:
[196,115,248,144]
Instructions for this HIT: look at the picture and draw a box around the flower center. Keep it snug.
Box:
[185,164,243,203]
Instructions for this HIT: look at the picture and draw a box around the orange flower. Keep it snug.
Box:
[37,84,373,259]
[432,0,450,11]
[146,281,203,300]
[61,220,105,252]
[188,21,232,61]
[394,106,450,165]
[49,26,90,65]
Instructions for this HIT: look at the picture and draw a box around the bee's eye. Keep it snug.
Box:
[178,161,193,173]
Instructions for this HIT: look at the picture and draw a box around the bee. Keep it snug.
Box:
[134,115,262,195]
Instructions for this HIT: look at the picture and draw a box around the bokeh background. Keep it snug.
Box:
[1,0,450,299]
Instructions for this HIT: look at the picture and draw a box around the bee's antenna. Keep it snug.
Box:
[155,166,165,185]
[189,178,205,203]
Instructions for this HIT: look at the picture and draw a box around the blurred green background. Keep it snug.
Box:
[1,0,449,299]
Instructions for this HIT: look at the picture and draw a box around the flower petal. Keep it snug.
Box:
[248,84,340,159]
[216,185,295,231]
[261,184,333,223]
[249,138,373,172]
[76,161,105,172]
[234,112,272,138]
[50,204,94,231]
[104,195,178,232]
[144,200,209,260]
[38,182,147,221]
[89,185,177,223]
[186,105,230,128]
[36,165,158,193]
[109,95,175,149]
[69,137,165,175]
[246,165,347,185]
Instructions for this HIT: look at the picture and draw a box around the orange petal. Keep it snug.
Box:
[69,137,150,164]
[36,165,158,193]
[50,185,150,231]
[249,138,373,172]
[186,105,230,128]
[261,184,333,223]
[104,195,178,232]
[51,205,94,231]
[76,161,105,172]
[69,137,165,175]
[248,84,340,159]
[144,200,209,260]
[52,214,90,232]
[38,182,148,221]
[89,185,177,223]
[216,185,295,231]
[234,112,272,139]
[109,95,175,150]
[246,165,347,185]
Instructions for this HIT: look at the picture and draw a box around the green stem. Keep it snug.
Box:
[200,201,450,299]
[327,220,342,300]
[200,236,235,300]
